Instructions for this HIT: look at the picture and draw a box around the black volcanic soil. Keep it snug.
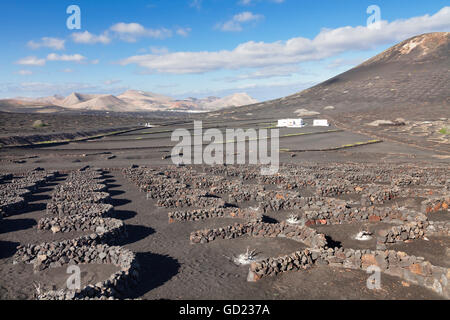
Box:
[388,236,450,268]
[0,111,193,147]
[0,176,120,300]
[0,262,120,300]
[2,163,447,300]
[311,222,395,251]
[0,112,140,137]
[99,172,444,300]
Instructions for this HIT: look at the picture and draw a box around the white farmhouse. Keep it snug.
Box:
[277,119,305,128]
[313,119,330,127]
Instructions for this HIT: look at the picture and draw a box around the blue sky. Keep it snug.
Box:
[1,0,449,101]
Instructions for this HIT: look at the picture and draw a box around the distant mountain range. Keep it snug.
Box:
[0,90,258,113]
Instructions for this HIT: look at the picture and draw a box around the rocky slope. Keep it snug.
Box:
[218,32,449,120]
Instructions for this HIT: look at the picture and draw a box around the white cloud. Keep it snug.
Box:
[16,53,87,67]
[150,46,170,55]
[16,70,33,76]
[61,68,74,73]
[72,31,111,44]
[110,22,146,34]
[172,79,315,102]
[110,22,172,42]
[222,65,301,82]
[176,27,192,37]
[0,82,100,96]
[190,0,202,9]
[239,0,284,5]
[72,24,183,45]
[47,53,86,63]
[27,37,65,50]
[16,56,46,66]
[120,7,450,74]
[104,79,122,85]
[217,11,264,32]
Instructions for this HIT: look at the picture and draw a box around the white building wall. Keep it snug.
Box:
[277,119,305,128]
[313,119,330,127]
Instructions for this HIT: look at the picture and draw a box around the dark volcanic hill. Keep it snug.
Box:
[219,32,449,119]
[215,32,450,152]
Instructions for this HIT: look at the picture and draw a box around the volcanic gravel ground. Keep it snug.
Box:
[0,175,86,246]
[258,266,444,300]
[0,118,448,300]
[0,262,120,300]
[0,174,112,299]
[387,236,450,268]
[1,118,446,173]
[312,222,397,251]
[0,165,448,300]
[99,171,448,300]
[428,211,449,222]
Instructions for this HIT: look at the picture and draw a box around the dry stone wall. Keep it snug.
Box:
[13,167,139,300]
[190,221,327,249]
[0,168,58,217]
[122,163,449,298]
[248,247,450,298]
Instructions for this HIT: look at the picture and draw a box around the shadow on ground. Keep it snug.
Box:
[110,198,132,207]
[118,225,155,246]
[0,241,20,259]
[325,235,342,249]
[0,218,36,234]
[113,210,137,220]
[128,252,180,299]
[16,203,46,216]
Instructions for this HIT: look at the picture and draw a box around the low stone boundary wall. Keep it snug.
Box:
[361,187,401,206]
[0,169,59,217]
[0,196,27,217]
[157,194,227,209]
[122,167,172,193]
[38,215,126,239]
[13,167,140,300]
[220,184,265,203]
[315,180,360,197]
[49,191,111,205]
[259,194,321,212]
[0,173,13,183]
[0,187,32,200]
[15,241,139,300]
[146,183,188,199]
[248,249,317,281]
[248,247,450,298]
[37,244,139,300]
[46,202,114,217]
[425,221,450,237]
[168,207,262,223]
[55,183,107,193]
[376,221,428,249]
[305,205,427,227]
[422,197,450,214]
[392,175,421,187]
[190,221,327,249]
